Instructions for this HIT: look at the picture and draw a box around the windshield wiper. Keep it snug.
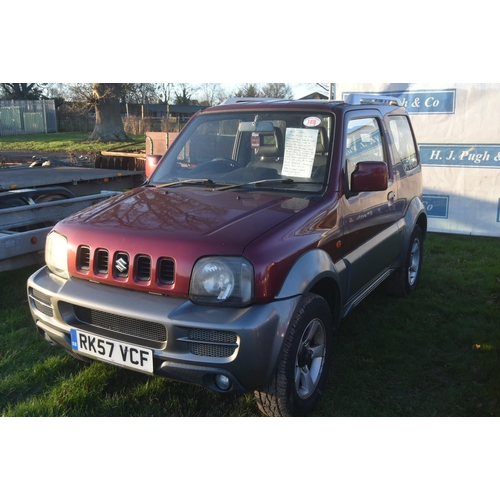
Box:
[151,179,245,191]
[152,178,216,189]
[247,179,324,187]
[150,178,323,191]
[250,178,295,186]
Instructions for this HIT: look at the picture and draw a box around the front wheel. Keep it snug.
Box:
[385,225,424,296]
[254,293,333,417]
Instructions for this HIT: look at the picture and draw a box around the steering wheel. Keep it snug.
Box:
[211,157,243,169]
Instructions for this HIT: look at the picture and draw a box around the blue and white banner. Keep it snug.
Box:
[343,89,456,114]
[337,83,500,237]
[420,144,500,168]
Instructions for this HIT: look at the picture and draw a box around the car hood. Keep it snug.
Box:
[60,186,310,252]
[57,186,314,295]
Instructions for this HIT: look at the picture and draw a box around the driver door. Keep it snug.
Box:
[340,113,403,299]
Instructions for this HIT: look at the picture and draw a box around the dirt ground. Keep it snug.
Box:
[0,151,89,167]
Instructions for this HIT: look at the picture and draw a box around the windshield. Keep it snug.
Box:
[149,111,334,194]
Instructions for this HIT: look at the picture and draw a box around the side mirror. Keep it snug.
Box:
[351,161,388,192]
[145,155,162,178]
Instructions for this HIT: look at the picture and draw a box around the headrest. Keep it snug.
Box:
[255,127,284,158]
[316,127,328,154]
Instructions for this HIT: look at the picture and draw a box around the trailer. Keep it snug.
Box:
[0,162,144,271]
[0,163,143,197]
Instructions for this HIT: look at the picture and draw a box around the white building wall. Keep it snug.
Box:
[336,83,500,237]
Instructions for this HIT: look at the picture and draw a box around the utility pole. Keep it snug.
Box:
[316,83,335,100]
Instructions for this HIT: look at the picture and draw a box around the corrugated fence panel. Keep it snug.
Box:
[0,99,57,135]
[23,112,45,133]
[0,107,22,134]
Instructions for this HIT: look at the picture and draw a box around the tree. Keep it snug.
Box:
[39,83,70,108]
[174,84,197,105]
[122,84,159,104]
[235,84,261,98]
[233,83,294,99]
[157,83,174,104]
[260,83,294,99]
[0,83,45,100]
[87,83,129,142]
[198,83,228,106]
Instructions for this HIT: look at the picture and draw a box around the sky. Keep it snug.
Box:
[4,1,495,86]
[197,83,323,100]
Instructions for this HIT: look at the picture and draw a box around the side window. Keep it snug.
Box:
[346,117,385,190]
[388,116,418,171]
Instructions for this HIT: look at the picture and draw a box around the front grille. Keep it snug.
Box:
[77,246,90,271]
[185,328,238,358]
[29,287,54,317]
[159,258,175,284]
[189,329,237,344]
[188,343,237,358]
[95,249,109,274]
[73,305,167,343]
[76,246,175,287]
[136,255,151,281]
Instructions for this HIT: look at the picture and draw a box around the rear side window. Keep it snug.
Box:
[388,116,419,171]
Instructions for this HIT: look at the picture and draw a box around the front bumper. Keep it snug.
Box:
[27,266,300,393]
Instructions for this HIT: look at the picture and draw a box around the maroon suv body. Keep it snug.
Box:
[27,95,427,416]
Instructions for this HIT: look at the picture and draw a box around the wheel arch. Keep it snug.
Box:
[405,195,427,236]
[416,210,427,238]
[396,196,427,267]
[275,249,343,328]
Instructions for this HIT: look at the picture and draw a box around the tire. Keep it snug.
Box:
[34,194,67,203]
[385,225,424,296]
[254,293,333,417]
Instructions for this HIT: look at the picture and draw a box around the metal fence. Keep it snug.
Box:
[0,99,57,136]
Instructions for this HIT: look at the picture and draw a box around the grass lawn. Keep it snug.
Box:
[1,232,499,417]
[0,132,145,154]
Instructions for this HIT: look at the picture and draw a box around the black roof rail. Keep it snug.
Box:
[344,93,403,106]
[221,97,289,105]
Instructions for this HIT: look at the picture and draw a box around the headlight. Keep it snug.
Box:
[45,231,69,279]
[190,257,254,306]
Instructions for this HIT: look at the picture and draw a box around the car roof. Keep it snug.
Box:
[202,95,406,115]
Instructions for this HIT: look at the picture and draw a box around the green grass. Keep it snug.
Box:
[0,132,145,154]
[1,232,499,417]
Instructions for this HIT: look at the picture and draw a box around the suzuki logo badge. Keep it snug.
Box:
[115,257,128,273]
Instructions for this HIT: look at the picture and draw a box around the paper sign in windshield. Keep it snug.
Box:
[282,128,319,178]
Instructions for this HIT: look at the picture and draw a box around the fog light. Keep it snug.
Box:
[215,374,231,391]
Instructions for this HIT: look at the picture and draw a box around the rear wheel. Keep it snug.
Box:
[385,225,423,296]
[254,293,333,417]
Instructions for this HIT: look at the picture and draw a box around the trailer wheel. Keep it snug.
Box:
[34,194,68,204]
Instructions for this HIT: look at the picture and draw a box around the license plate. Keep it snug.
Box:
[70,328,153,374]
